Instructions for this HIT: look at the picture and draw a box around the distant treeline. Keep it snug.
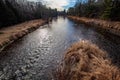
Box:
[67,0,120,21]
[0,0,66,27]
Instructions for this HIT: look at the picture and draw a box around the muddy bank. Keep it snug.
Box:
[68,16,120,36]
[55,40,120,80]
[0,19,46,52]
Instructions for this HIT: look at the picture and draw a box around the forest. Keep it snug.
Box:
[0,0,62,27]
[1,0,119,28]
[67,0,120,21]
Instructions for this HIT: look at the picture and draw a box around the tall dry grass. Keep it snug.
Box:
[55,40,120,80]
[0,19,45,51]
[68,16,120,36]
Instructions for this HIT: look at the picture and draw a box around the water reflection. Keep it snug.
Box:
[0,17,120,80]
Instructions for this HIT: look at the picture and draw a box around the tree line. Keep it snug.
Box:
[0,0,59,27]
[67,0,120,21]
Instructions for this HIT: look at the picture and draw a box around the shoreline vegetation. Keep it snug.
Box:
[55,40,120,80]
[0,0,65,28]
[68,16,120,36]
[0,19,46,52]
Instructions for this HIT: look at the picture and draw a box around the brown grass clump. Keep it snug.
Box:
[0,19,46,51]
[55,40,120,80]
[68,16,120,36]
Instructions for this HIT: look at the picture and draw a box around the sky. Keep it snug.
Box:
[28,0,77,11]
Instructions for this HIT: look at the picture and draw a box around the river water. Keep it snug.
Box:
[0,17,120,80]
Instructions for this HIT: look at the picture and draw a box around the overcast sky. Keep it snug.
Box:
[28,0,77,11]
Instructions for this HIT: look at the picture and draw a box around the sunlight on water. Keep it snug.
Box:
[0,17,120,80]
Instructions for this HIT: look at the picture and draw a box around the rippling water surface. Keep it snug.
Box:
[0,17,120,80]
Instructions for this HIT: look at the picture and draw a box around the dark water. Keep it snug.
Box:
[0,17,120,80]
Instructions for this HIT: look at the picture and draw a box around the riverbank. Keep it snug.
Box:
[68,16,120,36]
[0,19,46,52]
[56,40,120,80]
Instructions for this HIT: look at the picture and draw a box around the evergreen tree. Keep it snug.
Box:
[101,0,113,20]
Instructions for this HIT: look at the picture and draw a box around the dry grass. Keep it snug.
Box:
[55,40,120,80]
[0,19,46,50]
[68,16,120,36]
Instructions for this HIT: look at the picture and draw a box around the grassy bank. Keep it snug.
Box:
[0,19,46,52]
[68,16,120,36]
[55,40,120,80]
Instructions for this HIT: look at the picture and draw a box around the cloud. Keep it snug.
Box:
[44,0,68,10]
[39,0,76,11]
[27,0,76,11]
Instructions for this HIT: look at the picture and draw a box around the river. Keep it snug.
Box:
[0,17,120,80]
